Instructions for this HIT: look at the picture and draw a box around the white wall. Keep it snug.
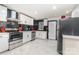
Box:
[48,18,59,20]
[72,5,79,17]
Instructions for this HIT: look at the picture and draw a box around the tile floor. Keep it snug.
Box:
[0,39,59,55]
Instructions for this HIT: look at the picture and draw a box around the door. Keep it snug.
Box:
[48,20,57,40]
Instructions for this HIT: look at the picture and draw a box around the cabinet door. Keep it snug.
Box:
[23,32,29,43]
[11,11,16,19]
[19,14,27,24]
[0,37,9,52]
[44,19,48,26]
[23,32,31,43]
[30,18,33,25]
[36,31,43,39]
[0,5,7,21]
[29,18,33,25]
[40,32,47,39]
[26,17,33,25]
[27,32,31,41]
[23,32,27,43]
[36,32,39,38]
[19,14,33,25]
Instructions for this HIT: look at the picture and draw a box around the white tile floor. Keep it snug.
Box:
[0,39,59,55]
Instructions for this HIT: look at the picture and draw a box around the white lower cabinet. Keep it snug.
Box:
[41,32,47,39]
[23,31,32,43]
[0,33,9,52]
[36,31,47,39]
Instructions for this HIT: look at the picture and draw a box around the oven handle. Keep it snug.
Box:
[13,38,22,41]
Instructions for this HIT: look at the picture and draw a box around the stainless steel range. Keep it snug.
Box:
[9,32,23,50]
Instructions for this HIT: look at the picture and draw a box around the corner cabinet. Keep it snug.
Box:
[0,5,7,22]
[18,14,33,25]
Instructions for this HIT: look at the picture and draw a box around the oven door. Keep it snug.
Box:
[9,32,23,42]
[9,32,23,50]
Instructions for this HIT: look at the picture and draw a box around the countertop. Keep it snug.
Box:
[23,31,47,32]
[63,35,79,40]
[35,31,47,32]
[0,33,9,38]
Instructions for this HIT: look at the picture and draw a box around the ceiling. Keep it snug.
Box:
[5,4,77,20]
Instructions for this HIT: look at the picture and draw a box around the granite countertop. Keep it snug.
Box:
[0,33,9,38]
[63,35,79,40]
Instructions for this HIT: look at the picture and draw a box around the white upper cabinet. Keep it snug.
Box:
[19,14,33,25]
[11,11,16,19]
[0,5,7,21]
[19,14,26,24]
[27,17,33,25]
[7,9,19,21]
[44,19,48,26]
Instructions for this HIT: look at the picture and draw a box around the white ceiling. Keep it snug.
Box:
[5,4,77,20]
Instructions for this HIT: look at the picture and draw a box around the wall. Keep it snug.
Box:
[72,5,79,17]
[48,18,59,21]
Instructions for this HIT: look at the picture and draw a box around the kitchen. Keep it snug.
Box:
[0,4,49,54]
[0,4,79,55]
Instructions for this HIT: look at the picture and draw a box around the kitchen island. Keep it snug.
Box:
[63,35,79,55]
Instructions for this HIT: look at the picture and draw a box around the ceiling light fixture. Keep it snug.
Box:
[35,11,38,15]
[66,10,71,14]
[52,6,57,10]
[66,10,69,14]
